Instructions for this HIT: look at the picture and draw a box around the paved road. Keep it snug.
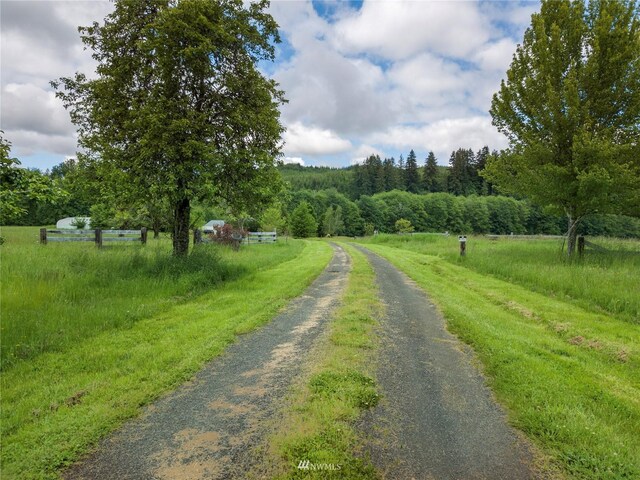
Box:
[65,244,350,480]
[355,246,538,480]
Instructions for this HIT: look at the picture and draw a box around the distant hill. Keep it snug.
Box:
[278,164,355,197]
[277,162,450,199]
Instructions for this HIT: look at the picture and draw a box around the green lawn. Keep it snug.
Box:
[358,240,639,480]
[0,227,333,479]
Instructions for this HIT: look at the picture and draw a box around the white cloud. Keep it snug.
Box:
[270,1,394,136]
[3,129,77,158]
[283,122,352,156]
[1,1,112,86]
[386,53,470,121]
[333,1,491,61]
[474,38,518,72]
[2,83,75,136]
[276,48,393,135]
[1,1,113,166]
[373,116,509,162]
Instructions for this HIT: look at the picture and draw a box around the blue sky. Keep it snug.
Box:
[1,0,540,170]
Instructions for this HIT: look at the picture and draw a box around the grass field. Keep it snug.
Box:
[0,226,307,367]
[360,234,639,324]
[357,235,639,480]
[0,227,333,479]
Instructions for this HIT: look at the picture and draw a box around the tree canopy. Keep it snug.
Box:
[0,132,65,225]
[486,0,640,254]
[53,0,285,255]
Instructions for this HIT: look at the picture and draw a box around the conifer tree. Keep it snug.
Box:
[397,154,406,190]
[405,149,421,193]
[382,157,397,191]
[422,151,439,193]
[290,201,318,238]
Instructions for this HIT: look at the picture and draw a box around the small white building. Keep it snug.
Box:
[202,220,225,233]
[56,217,92,229]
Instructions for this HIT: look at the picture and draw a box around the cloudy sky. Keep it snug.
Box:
[1,0,539,170]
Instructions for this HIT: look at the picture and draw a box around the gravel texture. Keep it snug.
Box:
[64,244,350,480]
[354,245,538,480]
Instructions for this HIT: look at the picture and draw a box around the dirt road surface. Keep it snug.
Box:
[355,245,538,480]
[65,244,350,480]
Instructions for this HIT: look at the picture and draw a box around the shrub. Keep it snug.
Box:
[363,223,375,236]
[210,224,247,247]
[395,218,414,234]
[70,217,87,229]
[289,201,318,238]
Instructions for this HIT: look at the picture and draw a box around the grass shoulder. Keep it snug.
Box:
[265,242,383,479]
[1,237,333,479]
[358,233,639,324]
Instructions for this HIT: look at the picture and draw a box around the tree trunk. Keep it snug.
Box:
[566,213,581,257]
[172,196,191,256]
[152,218,161,239]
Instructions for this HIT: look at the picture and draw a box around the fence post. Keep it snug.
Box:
[95,228,102,248]
[459,235,467,256]
[141,227,148,245]
[40,228,47,245]
[578,235,585,257]
[193,229,202,245]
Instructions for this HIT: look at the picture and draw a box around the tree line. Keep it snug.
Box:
[281,188,640,239]
[3,147,639,240]
[279,147,494,200]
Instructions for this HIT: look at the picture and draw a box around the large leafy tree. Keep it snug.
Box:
[0,132,66,225]
[53,0,285,255]
[486,0,640,255]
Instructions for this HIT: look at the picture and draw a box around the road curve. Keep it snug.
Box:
[354,245,539,480]
[65,243,350,480]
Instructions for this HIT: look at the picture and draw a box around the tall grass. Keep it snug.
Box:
[361,234,640,324]
[0,226,303,368]
[1,232,332,479]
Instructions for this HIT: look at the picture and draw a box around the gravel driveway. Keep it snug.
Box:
[354,245,539,480]
[64,244,350,480]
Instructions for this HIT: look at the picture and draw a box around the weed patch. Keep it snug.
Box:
[310,371,379,409]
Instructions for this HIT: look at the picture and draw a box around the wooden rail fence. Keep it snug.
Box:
[485,234,565,240]
[193,230,277,246]
[40,228,147,248]
[246,232,277,244]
